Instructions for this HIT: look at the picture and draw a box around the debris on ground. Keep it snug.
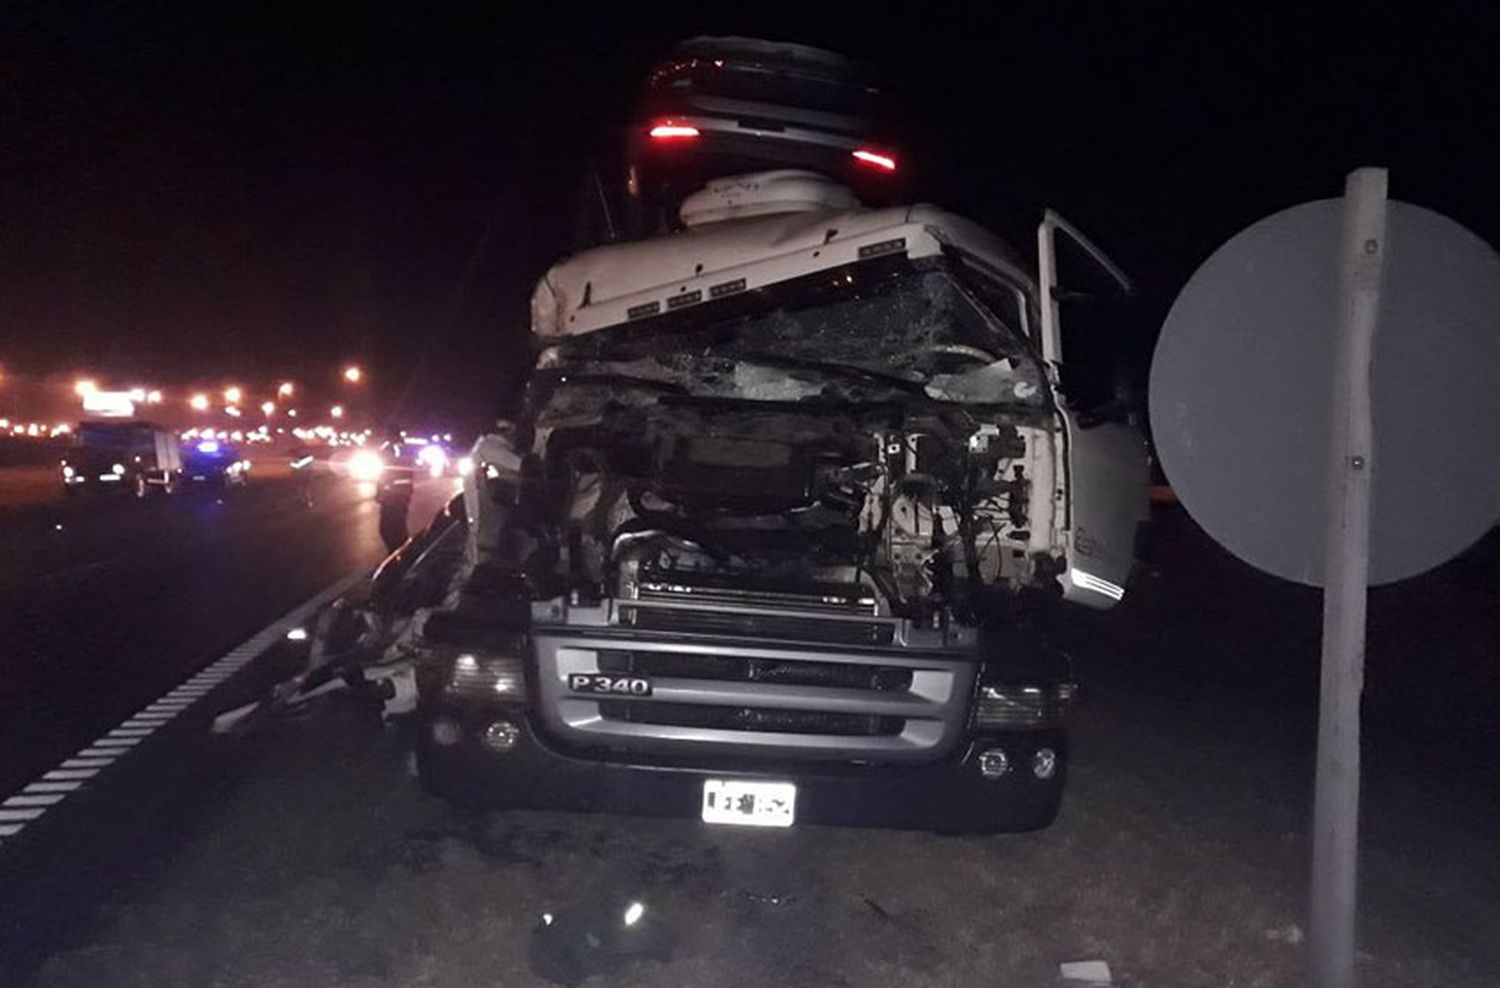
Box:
[1059,958,1113,984]
[1265,923,1305,945]
[528,896,674,986]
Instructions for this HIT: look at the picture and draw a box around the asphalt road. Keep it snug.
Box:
[0,499,1495,987]
[0,473,452,797]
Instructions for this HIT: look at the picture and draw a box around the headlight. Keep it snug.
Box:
[445,652,527,701]
[112,463,126,475]
[970,682,1075,730]
[457,456,474,477]
[416,444,448,477]
[62,465,75,478]
[348,449,384,482]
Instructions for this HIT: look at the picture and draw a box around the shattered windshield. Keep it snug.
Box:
[539,263,1047,406]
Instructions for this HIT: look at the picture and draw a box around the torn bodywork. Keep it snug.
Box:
[512,260,1069,625]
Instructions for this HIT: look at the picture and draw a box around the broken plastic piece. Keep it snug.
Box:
[529,896,673,986]
[1059,959,1112,985]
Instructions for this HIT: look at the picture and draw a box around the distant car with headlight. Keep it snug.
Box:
[180,438,250,489]
[60,421,183,498]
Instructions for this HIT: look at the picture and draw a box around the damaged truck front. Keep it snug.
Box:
[413,173,1147,832]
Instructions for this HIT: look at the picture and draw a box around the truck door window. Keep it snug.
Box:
[951,256,1034,352]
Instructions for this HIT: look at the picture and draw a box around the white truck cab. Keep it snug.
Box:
[418,171,1147,833]
[530,170,1147,608]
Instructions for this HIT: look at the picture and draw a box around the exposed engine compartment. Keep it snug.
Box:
[527,397,1060,626]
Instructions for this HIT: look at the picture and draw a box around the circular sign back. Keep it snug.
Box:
[1150,198,1500,586]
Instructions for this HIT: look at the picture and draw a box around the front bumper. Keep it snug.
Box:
[416,705,1065,833]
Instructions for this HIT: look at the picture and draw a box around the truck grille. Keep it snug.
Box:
[618,605,895,646]
[598,700,904,737]
[533,631,972,763]
[597,649,912,692]
[635,576,878,615]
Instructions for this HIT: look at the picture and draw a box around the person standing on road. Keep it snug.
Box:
[289,443,317,506]
[375,431,416,551]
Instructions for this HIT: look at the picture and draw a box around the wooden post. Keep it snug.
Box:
[1310,167,1388,988]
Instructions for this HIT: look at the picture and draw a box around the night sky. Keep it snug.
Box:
[4,2,1497,427]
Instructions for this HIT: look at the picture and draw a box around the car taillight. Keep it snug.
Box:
[852,148,898,172]
[648,121,700,140]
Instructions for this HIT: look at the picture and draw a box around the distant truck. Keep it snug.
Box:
[60,421,182,498]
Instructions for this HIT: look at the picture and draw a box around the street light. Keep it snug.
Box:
[260,401,275,416]
[342,366,362,384]
[330,405,344,419]
[189,393,210,411]
[223,386,242,404]
[277,381,294,398]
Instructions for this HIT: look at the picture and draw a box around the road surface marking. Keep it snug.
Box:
[25,781,85,794]
[8,793,69,806]
[107,727,158,738]
[25,779,85,797]
[0,570,365,852]
[0,808,46,823]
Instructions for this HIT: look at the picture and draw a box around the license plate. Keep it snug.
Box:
[567,673,652,697]
[701,779,797,828]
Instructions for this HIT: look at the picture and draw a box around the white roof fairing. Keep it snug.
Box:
[530,203,1033,340]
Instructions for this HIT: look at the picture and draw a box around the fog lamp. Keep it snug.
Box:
[1032,747,1058,780]
[977,747,1010,779]
[481,720,520,753]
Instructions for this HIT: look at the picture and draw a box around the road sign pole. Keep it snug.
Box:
[1310,167,1388,988]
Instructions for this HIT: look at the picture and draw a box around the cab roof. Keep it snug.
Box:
[530,201,1032,340]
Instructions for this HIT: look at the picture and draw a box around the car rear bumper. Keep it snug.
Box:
[415,706,1065,833]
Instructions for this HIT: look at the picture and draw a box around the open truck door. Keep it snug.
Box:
[1037,210,1149,608]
